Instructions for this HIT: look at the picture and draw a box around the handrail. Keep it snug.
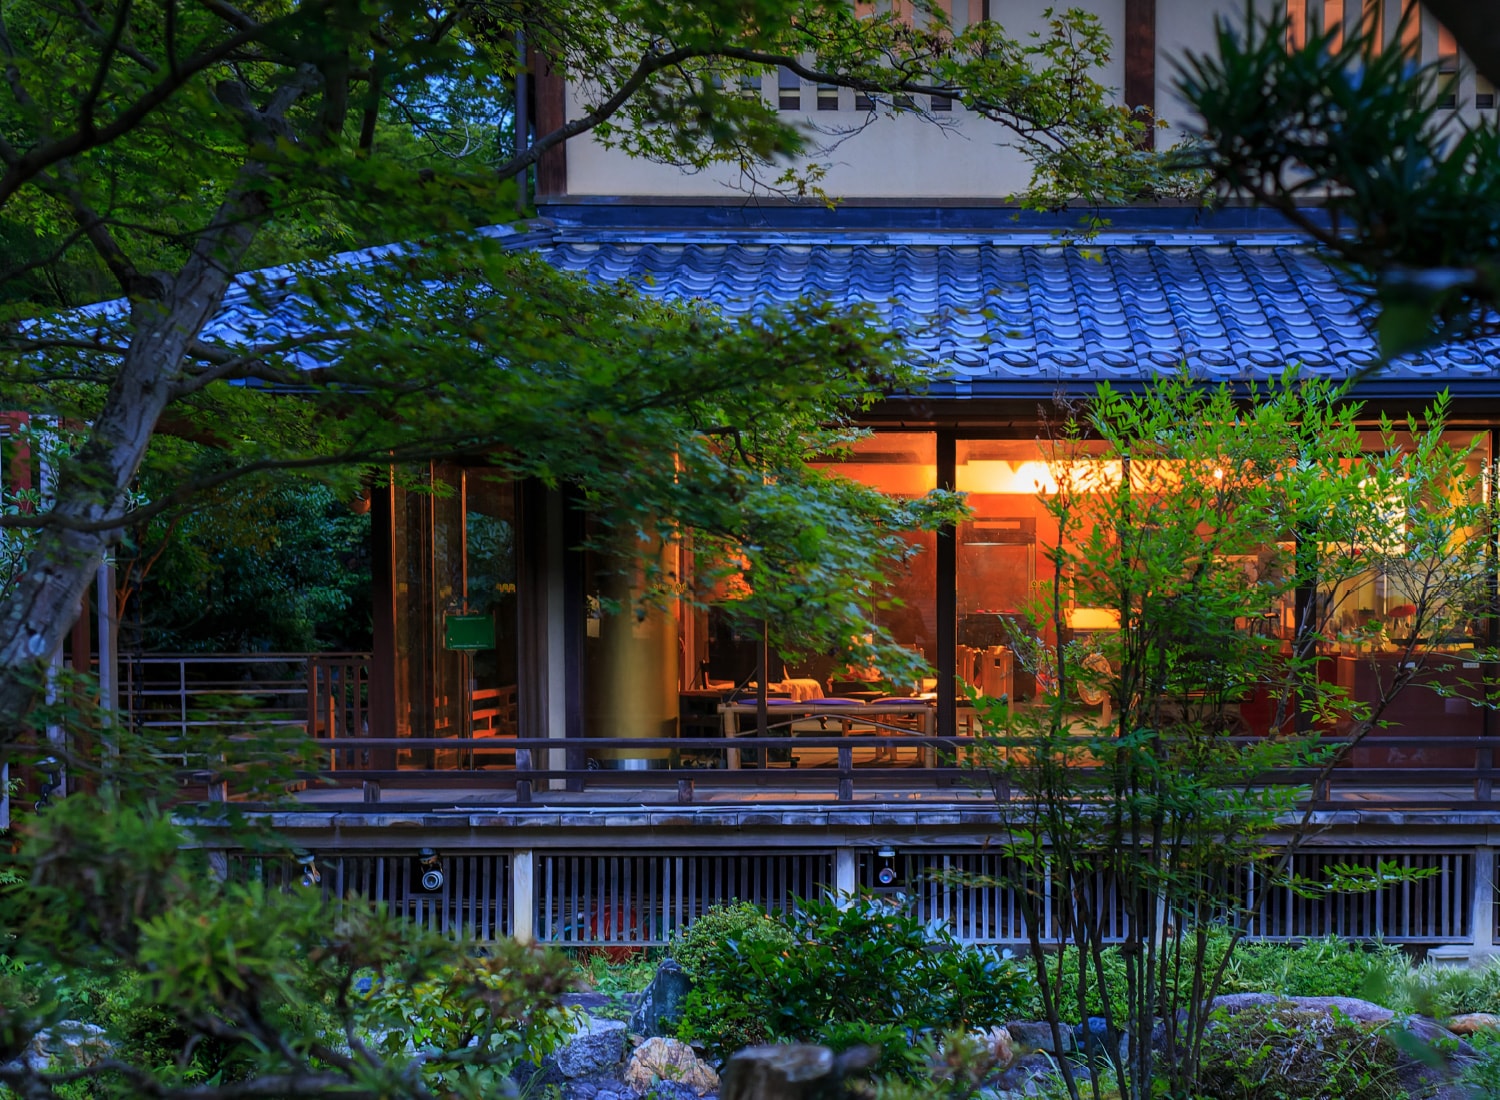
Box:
[174,728,1500,810]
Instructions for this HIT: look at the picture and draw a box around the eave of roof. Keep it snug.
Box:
[526,210,1500,395]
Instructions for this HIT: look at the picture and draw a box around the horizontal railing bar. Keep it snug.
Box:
[121,652,372,660]
[293,733,1500,750]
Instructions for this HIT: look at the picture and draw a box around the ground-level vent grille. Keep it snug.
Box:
[535,851,835,946]
[860,849,1472,945]
[232,852,512,941]
[1244,851,1470,943]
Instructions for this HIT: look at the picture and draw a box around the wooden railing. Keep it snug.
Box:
[120,653,372,743]
[201,731,1500,810]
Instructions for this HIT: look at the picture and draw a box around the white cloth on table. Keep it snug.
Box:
[705,678,825,702]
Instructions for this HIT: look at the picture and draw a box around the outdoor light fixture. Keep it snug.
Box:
[296,851,321,889]
[875,846,901,888]
[418,848,445,893]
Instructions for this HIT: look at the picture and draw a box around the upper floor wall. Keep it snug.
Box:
[544,0,1488,204]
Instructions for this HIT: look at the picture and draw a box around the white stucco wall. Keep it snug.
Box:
[563,0,1123,201]
[560,0,1484,201]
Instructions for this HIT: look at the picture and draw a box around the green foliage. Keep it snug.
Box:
[1381,959,1500,1020]
[1223,938,1406,1002]
[1460,1030,1500,1098]
[673,902,796,1055]
[675,894,1033,1070]
[968,374,1493,1100]
[0,764,577,1099]
[359,944,581,1095]
[1177,4,1500,355]
[1196,1006,1404,1100]
[120,477,371,652]
[671,901,794,981]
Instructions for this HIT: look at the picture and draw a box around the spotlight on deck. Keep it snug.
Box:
[296,851,321,889]
[875,846,901,888]
[418,847,445,892]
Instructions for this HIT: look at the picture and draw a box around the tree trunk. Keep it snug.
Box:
[0,217,266,729]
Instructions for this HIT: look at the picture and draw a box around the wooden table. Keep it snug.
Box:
[718,701,938,769]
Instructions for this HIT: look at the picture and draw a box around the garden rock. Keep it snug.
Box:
[973,1026,1015,1068]
[624,1036,718,1097]
[1005,1020,1074,1055]
[1448,1012,1500,1035]
[556,1016,628,1078]
[1210,993,1394,1025]
[629,959,693,1039]
[988,1052,1087,1098]
[1071,1017,1127,1065]
[2,1022,113,1075]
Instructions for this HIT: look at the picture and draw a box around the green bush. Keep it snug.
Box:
[1197,1006,1403,1100]
[671,902,795,1055]
[1222,937,1404,1001]
[1036,931,1238,1024]
[675,894,1034,1064]
[1390,959,1500,1018]
[671,902,793,981]
[1460,1030,1500,1098]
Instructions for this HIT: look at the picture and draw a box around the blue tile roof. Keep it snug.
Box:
[533,227,1500,394]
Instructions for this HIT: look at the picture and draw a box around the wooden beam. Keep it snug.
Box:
[1124,0,1158,149]
[531,50,568,198]
[367,472,398,767]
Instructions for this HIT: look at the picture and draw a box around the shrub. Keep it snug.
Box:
[1460,1030,1500,1098]
[670,902,792,981]
[1222,937,1404,1001]
[672,901,794,1056]
[1197,1006,1403,1100]
[674,895,1034,1063]
[1391,958,1500,1018]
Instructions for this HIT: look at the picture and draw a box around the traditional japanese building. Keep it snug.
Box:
[203,0,1500,957]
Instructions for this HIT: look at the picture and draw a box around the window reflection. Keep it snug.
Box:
[392,464,519,764]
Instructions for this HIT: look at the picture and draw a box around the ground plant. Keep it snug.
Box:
[1195,1005,1403,1100]
[967,374,1494,1100]
[673,895,1033,1070]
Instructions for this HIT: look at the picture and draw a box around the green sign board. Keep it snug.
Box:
[444,611,495,651]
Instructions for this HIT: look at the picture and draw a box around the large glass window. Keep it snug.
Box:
[810,432,937,692]
[392,464,519,764]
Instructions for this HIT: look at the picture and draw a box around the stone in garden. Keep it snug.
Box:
[989,1052,1088,1097]
[629,958,693,1038]
[1071,1017,1128,1065]
[1,1022,114,1075]
[556,1016,629,1078]
[1448,1012,1500,1035]
[720,1044,882,1100]
[645,1083,702,1100]
[1209,993,1394,1025]
[1006,1020,1075,1054]
[624,1036,719,1097]
[972,1026,1015,1068]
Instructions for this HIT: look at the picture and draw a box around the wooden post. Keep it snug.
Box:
[1472,846,1495,962]
[835,848,857,902]
[937,433,956,742]
[1124,0,1157,148]
[531,49,567,197]
[512,849,536,944]
[838,745,853,802]
[515,748,533,805]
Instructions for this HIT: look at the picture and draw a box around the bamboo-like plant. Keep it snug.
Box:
[966,373,1495,1100]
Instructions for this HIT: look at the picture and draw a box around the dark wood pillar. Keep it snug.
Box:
[937,432,958,740]
[1124,0,1158,148]
[517,478,552,744]
[562,493,587,788]
[531,49,568,198]
[368,471,398,769]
